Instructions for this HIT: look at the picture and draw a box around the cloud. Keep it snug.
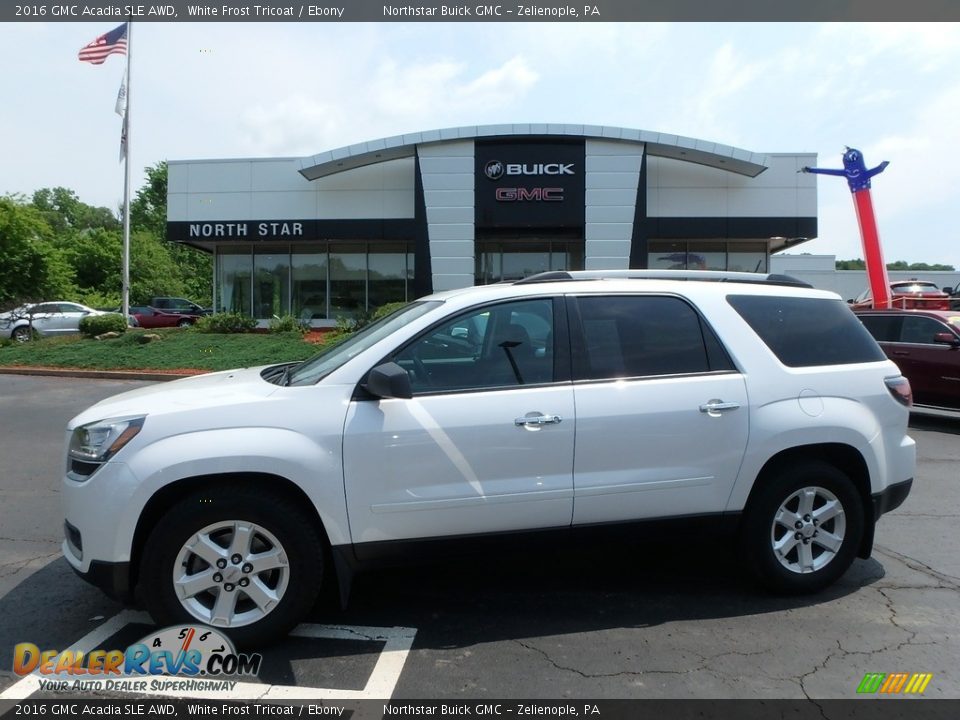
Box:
[237,54,539,155]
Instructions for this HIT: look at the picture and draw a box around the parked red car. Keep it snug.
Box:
[855,308,960,411]
[850,280,951,310]
[130,306,197,329]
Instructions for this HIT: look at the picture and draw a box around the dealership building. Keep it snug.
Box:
[167,124,818,323]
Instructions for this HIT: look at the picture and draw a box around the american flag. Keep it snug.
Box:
[78,23,128,65]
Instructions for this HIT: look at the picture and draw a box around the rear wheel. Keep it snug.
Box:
[140,485,323,647]
[741,461,864,594]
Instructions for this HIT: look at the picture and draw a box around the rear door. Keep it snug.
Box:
[569,294,749,525]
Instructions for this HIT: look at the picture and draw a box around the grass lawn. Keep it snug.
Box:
[0,328,322,372]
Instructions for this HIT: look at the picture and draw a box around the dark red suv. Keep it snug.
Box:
[855,308,960,411]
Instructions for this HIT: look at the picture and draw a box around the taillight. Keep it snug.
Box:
[885,376,913,407]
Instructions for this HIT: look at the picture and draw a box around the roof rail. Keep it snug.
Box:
[514,269,813,289]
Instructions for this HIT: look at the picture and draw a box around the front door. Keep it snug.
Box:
[342,297,575,544]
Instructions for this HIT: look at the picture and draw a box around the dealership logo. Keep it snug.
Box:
[856,672,933,694]
[484,161,575,180]
[484,160,505,180]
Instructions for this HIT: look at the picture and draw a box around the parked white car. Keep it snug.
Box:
[1,301,107,342]
[61,270,916,645]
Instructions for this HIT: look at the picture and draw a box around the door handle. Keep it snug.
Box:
[515,414,563,427]
[891,351,910,356]
[699,400,741,417]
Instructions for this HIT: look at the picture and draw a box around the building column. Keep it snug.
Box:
[419,140,476,292]
[584,140,644,270]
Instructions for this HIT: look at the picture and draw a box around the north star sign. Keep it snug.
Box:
[187,222,304,238]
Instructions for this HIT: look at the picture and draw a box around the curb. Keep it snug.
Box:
[0,367,200,382]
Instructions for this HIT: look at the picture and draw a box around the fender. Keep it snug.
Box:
[115,427,349,561]
[726,396,880,512]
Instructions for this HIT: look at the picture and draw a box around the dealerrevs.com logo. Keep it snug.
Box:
[13,625,263,693]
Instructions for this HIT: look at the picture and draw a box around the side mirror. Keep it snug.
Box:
[934,332,960,347]
[365,362,413,399]
[943,287,954,295]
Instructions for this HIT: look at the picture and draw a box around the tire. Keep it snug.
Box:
[740,461,865,594]
[176,318,193,328]
[140,485,324,647]
[12,326,32,342]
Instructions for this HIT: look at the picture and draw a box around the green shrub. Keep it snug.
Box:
[79,313,128,338]
[194,312,257,334]
[268,314,309,334]
[371,301,409,322]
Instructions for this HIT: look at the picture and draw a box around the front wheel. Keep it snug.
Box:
[740,461,865,594]
[140,485,324,647]
[176,318,193,328]
[12,326,32,342]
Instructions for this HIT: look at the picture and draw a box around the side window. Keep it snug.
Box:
[575,296,715,380]
[728,295,886,367]
[393,299,555,394]
[858,314,903,343]
[900,316,947,345]
[32,304,58,314]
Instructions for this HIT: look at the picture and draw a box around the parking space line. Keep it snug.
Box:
[0,611,417,701]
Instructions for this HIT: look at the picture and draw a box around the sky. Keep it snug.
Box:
[2,21,959,267]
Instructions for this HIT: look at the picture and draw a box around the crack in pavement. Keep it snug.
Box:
[873,544,960,587]
[513,638,771,684]
[0,550,61,578]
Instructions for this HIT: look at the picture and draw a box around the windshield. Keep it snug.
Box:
[286,301,443,386]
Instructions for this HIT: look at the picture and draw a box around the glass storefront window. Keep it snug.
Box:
[253,248,290,319]
[476,240,584,284]
[727,242,768,273]
[648,241,690,270]
[688,242,727,270]
[292,245,328,320]
[216,241,415,322]
[648,241,769,272]
[218,247,252,315]
[368,243,410,310]
[329,244,367,320]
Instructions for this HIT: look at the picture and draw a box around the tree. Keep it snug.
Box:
[131,161,212,304]
[32,187,118,234]
[0,196,75,306]
[836,258,956,272]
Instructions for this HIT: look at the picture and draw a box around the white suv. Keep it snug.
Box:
[62,270,915,645]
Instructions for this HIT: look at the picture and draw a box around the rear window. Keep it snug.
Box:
[728,295,886,367]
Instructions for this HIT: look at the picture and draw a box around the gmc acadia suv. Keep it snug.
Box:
[62,270,916,645]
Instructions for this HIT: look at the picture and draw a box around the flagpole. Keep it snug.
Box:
[121,21,132,321]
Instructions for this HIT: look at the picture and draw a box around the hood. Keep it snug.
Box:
[68,365,281,429]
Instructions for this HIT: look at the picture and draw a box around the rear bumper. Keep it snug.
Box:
[873,478,912,519]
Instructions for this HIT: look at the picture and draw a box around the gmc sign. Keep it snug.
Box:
[495,187,565,201]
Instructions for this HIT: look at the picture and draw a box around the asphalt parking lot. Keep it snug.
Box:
[1,374,958,700]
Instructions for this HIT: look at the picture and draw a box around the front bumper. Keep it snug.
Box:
[873,477,913,519]
[64,546,133,602]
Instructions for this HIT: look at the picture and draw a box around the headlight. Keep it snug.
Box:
[68,417,145,473]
